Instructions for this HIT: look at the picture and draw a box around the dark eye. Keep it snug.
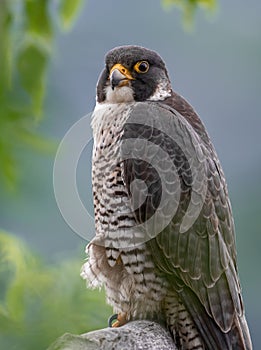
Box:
[134,61,149,74]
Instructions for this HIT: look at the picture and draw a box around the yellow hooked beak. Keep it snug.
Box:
[109,63,135,90]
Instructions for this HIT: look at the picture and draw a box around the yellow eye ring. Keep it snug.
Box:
[134,61,149,74]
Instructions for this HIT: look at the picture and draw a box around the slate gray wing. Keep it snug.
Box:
[121,101,251,349]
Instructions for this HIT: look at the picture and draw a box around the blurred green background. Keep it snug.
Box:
[0,0,260,349]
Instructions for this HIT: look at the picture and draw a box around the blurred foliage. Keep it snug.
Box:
[59,0,84,30]
[0,231,111,350]
[0,0,83,191]
[162,0,217,27]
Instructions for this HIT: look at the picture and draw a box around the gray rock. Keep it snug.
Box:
[47,321,177,350]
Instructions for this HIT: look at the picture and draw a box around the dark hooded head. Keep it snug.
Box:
[96,45,172,103]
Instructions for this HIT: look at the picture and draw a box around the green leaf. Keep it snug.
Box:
[24,0,52,40]
[0,147,17,191]
[17,44,48,118]
[19,129,57,154]
[162,0,217,28]
[0,0,13,91]
[59,0,84,30]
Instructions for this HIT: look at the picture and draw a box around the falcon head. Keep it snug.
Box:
[96,45,172,104]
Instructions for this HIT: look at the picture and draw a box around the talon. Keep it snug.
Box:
[108,312,127,328]
[112,319,121,328]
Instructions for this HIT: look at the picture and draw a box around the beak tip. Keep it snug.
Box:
[109,68,132,89]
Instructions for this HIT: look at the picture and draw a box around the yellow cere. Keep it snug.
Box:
[109,63,134,80]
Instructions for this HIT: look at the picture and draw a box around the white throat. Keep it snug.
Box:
[104,85,134,103]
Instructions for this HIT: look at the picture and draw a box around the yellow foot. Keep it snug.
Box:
[108,312,127,328]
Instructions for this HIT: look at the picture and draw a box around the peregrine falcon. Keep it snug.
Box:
[81,45,252,349]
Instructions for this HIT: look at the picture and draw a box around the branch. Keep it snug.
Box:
[47,320,177,350]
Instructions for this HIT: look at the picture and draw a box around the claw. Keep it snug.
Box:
[108,312,127,328]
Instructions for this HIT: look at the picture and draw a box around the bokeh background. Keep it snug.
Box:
[0,0,260,349]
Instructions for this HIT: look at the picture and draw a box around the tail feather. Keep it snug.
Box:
[230,314,252,350]
[179,285,252,350]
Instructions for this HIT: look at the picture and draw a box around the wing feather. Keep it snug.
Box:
[121,100,251,349]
